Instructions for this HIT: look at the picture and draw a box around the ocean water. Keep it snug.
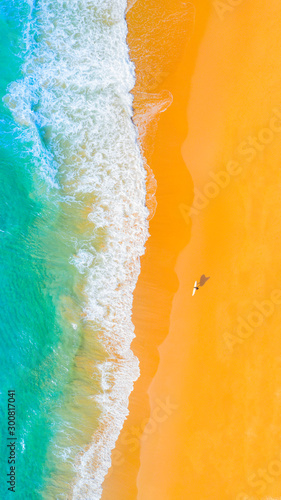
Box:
[0,1,148,498]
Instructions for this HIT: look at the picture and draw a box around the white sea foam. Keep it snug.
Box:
[5,0,149,498]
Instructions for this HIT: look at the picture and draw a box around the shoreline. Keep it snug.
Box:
[101,1,210,498]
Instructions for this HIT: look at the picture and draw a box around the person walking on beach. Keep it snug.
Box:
[192,274,210,295]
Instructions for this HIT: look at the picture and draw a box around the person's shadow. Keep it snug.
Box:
[199,274,210,287]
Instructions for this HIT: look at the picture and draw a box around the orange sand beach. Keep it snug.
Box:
[102,1,281,499]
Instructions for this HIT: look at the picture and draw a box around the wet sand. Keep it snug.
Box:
[103,0,281,499]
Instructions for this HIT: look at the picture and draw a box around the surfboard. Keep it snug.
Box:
[192,281,197,296]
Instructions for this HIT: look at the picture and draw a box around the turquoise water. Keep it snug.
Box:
[0,1,148,498]
[0,3,83,498]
